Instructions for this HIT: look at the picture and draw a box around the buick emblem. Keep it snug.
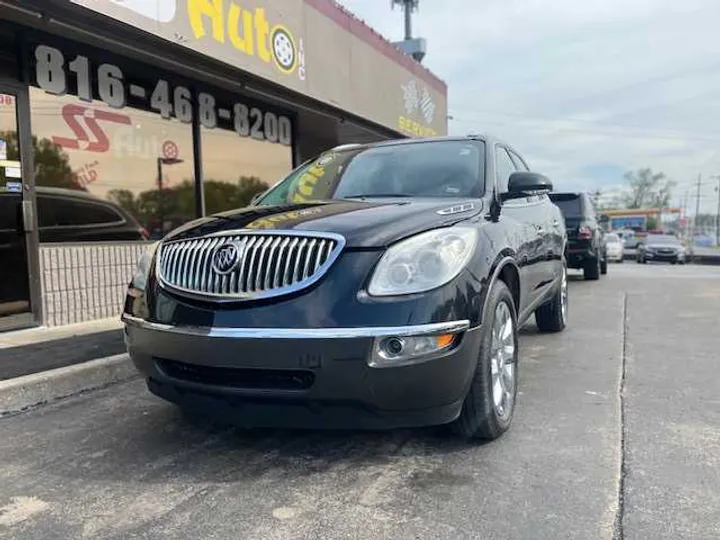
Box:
[212,242,243,275]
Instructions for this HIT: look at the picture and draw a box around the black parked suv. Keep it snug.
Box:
[123,136,568,441]
[549,192,607,280]
[1,187,148,315]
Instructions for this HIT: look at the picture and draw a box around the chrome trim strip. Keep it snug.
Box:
[436,202,475,215]
[122,314,470,340]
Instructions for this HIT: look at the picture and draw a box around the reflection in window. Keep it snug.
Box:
[201,125,292,215]
[29,87,195,241]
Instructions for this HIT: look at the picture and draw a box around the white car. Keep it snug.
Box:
[605,233,624,262]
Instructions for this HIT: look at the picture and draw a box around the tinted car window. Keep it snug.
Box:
[550,194,583,218]
[257,140,486,205]
[0,194,19,231]
[646,235,681,246]
[495,148,517,194]
[41,196,125,227]
[605,234,621,243]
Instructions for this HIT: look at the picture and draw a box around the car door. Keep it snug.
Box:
[494,146,543,314]
[508,149,558,285]
[587,195,606,260]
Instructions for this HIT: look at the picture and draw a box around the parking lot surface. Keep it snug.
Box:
[1,264,719,540]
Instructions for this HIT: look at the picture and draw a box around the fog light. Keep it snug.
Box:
[370,332,458,368]
[382,337,406,356]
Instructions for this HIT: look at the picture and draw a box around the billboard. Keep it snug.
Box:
[67,0,448,137]
[610,215,646,230]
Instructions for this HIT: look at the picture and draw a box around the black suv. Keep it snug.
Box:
[123,136,568,441]
[1,187,148,315]
[549,192,607,280]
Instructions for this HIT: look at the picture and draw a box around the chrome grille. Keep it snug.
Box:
[156,231,345,300]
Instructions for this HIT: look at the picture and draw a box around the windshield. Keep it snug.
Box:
[646,234,681,246]
[256,140,485,206]
[605,234,620,243]
[549,194,582,218]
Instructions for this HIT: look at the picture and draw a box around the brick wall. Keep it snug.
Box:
[39,242,151,327]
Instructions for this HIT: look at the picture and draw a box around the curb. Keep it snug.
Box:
[0,354,139,416]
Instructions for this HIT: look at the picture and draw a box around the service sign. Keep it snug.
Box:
[67,0,448,137]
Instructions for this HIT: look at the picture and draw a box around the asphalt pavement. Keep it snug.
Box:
[1,263,719,540]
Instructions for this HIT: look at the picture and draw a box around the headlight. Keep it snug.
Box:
[368,227,477,296]
[131,242,160,291]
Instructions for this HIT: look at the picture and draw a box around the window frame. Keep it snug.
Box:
[494,145,519,196]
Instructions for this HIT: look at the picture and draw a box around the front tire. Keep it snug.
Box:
[452,281,518,441]
[600,256,608,275]
[535,263,568,333]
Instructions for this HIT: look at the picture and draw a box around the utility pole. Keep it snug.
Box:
[716,176,720,246]
[390,0,426,62]
[391,0,419,40]
[694,173,702,238]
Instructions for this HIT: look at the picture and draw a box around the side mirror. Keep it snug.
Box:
[503,172,553,201]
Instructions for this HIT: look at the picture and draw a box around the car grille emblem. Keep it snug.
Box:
[212,241,244,275]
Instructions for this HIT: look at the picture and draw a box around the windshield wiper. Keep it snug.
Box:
[342,193,413,199]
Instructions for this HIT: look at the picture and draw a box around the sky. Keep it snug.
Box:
[336,0,720,214]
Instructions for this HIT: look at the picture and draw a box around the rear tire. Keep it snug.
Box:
[452,281,518,441]
[535,264,567,333]
[584,256,600,280]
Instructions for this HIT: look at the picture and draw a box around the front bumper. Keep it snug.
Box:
[123,315,480,429]
[643,251,683,262]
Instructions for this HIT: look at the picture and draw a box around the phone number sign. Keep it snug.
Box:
[32,44,293,147]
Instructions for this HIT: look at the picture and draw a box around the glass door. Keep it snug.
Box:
[0,85,34,330]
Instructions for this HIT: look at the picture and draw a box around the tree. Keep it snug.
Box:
[620,168,674,209]
[204,176,268,214]
[107,176,270,236]
[0,130,80,190]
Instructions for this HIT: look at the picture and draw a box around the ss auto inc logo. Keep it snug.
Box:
[52,104,132,153]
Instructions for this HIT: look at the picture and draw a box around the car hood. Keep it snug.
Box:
[163,199,483,248]
[646,243,682,250]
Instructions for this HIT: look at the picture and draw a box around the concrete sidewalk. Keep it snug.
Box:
[0,318,135,415]
[0,318,124,381]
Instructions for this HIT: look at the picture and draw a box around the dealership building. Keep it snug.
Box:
[0,0,448,331]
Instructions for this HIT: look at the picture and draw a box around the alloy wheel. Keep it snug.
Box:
[560,265,568,324]
[490,301,516,421]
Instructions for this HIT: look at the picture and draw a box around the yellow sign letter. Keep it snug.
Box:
[188,0,225,42]
[254,7,272,62]
[228,3,255,55]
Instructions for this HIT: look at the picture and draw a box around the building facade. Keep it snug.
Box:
[0,0,448,331]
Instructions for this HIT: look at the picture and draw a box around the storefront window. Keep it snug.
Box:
[29,88,195,241]
[201,126,293,215]
[28,42,196,241]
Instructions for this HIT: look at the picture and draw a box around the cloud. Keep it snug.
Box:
[337,0,720,213]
